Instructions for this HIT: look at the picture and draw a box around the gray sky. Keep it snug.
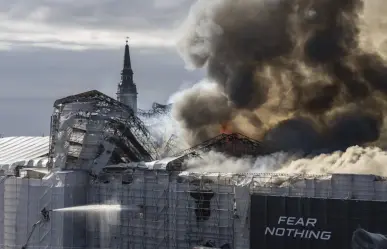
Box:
[0,0,204,136]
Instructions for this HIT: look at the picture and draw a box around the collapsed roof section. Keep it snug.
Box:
[53,90,136,111]
[105,133,272,172]
[137,102,178,157]
[174,133,269,158]
[161,133,270,170]
[137,102,172,118]
[48,90,158,170]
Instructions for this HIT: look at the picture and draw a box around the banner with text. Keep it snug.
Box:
[250,195,387,249]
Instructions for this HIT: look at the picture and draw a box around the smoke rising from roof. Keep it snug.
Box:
[173,0,387,153]
[185,146,387,177]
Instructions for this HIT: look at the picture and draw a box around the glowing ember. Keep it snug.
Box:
[220,123,233,134]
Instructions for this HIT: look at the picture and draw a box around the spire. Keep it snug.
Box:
[119,37,135,88]
[117,38,138,113]
[123,37,132,69]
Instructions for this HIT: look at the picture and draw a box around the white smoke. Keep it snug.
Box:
[359,0,387,55]
[141,111,188,157]
[185,150,291,173]
[176,0,225,69]
[184,146,387,177]
[277,146,387,176]
[140,82,204,157]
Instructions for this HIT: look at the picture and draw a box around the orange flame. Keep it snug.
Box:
[220,123,232,134]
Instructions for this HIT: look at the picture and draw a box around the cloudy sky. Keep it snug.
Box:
[0,0,204,136]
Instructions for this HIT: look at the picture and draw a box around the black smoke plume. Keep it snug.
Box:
[173,0,387,153]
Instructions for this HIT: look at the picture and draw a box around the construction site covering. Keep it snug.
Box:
[1,168,387,249]
[0,90,386,249]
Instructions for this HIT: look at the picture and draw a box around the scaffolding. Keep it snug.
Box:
[137,103,172,118]
[85,169,387,249]
[161,134,181,157]
[87,169,241,249]
[1,170,387,249]
[9,91,387,248]
[174,133,266,157]
[47,90,158,170]
[137,102,180,158]
[0,176,77,249]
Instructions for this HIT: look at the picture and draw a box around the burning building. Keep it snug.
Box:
[1,121,387,249]
[2,0,387,248]
[48,90,156,171]
[0,85,387,249]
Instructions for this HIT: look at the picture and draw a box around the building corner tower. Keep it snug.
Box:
[117,39,138,113]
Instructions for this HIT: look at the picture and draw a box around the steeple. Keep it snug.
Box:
[117,38,138,113]
[123,38,132,69]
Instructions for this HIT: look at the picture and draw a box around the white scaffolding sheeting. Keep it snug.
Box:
[85,171,387,249]
[0,172,386,249]
[0,136,49,166]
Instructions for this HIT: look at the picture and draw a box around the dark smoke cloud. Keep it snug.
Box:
[174,0,387,153]
[171,81,235,144]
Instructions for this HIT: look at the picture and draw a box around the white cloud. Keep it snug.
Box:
[0,0,204,136]
[0,16,177,50]
[153,0,189,9]
[0,0,195,50]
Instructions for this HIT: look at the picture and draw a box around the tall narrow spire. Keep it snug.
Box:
[123,37,132,69]
[117,38,138,113]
